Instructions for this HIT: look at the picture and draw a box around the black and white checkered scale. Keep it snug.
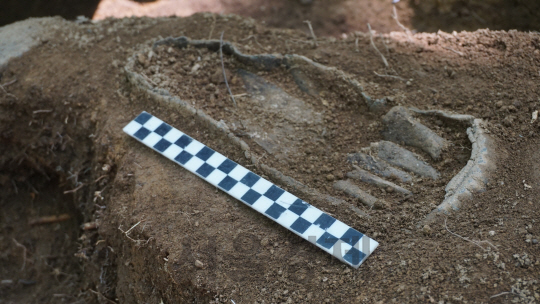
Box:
[124,112,378,268]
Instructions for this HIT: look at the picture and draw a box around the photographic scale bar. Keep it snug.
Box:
[123,112,378,268]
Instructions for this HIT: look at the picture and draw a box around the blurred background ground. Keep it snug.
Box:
[1,0,539,35]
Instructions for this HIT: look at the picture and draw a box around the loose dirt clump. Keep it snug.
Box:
[1,12,540,304]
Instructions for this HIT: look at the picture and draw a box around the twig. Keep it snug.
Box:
[12,238,27,271]
[125,221,141,235]
[1,79,17,87]
[444,217,498,251]
[490,291,513,299]
[490,287,523,299]
[118,220,153,245]
[355,37,359,52]
[220,32,236,107]
[118,225,139,243]
[379,33,390,55]
[392,6,412,37]
[367,23,388,68]
[442,46,464,56]
[29,214,71,226]
[207,14,216,40]
[67,170,80,184]
[33,109,53,114]
[63,183,84,194]
[240,35,267,51]
[82,222,98,230]
[303,20,318,47]
[373,71,406,81]
[232,93,248,98]
[95,175,108,183]
[0,79,18,100]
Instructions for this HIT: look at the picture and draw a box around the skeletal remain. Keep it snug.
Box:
[347,168,412,195]
[126,35,495,221]
[372,141,440,180]
[382,106,447,160]
[333,180,388,209]
[348,152,412,183]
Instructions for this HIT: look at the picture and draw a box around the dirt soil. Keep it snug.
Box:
[1,12,540,304]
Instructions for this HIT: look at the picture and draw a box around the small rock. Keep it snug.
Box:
[195,260,204,268]
[194,221,199,227]
[503,115,515,127]
[137,53,149,68]
[531,110,538,123]
[210,68,231,84]
[422,225,432,235]
[326,174,335,181]
[533,239,539,244]
[488,231,496,236]
[111,59,121,68]
[191,63,201,73]
[260,237,269,246]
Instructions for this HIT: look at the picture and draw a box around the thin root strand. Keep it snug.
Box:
[367,23,388,68]
[220,31,237,107]
[444,217,498,252]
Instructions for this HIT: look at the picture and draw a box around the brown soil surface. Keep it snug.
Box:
[1,12,540,304]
